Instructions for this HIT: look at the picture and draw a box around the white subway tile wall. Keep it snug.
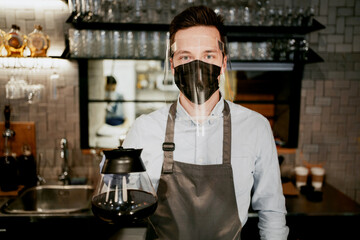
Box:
[0,1,88,182]
[0,0,359,203]
[301,0,360,203]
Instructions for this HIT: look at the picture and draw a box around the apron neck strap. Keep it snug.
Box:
[162,102,177,173]
[162,100,231,174]
[222,100,231,165]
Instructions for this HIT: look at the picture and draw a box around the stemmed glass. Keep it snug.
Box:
[254,0,269,26]
[89,0,103,22]
[224,0,240,25]
[155,0,163,23]
[134,0,147,23]
[122,0,135,23]
[169,0,178,21]
[25,84,44,104]
[304,6,315,26]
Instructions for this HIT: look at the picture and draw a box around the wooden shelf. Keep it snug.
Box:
[67,15,325,37]
[277,147,296,154]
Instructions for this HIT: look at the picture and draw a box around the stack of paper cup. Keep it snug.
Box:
[294,166,309,188]
[310,167,325,190]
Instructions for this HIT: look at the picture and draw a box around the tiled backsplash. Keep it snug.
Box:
[0,0,359,203]
[0,1,91,183]
[300,0,360,203]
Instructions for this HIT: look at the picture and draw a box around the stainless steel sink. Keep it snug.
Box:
[2,185,94,214]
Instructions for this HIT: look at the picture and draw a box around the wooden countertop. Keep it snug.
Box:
[1,183,359,218]
[246,182,360,218]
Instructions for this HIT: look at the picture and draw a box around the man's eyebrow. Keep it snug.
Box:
[173,48,220,57]
[204,49,218,53]
[176,48,218,53]
[176,50,192,54]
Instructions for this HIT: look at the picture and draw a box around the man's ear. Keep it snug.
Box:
[221,55,227,74]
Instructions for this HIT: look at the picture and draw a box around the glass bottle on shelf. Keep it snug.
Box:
[304,6,315,26]
[4,25,27,57]
[27,25,50,57]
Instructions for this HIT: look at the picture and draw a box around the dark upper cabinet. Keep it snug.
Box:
[63,15,325,64]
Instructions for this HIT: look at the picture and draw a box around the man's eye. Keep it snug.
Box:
[205,55,214,59]
[181,56,190,60]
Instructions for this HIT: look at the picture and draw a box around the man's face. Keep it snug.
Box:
[106,83,116,92]
[170,26,226,71]
[169,26,228,106]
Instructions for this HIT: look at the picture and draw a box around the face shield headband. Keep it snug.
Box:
[170,39,225,58]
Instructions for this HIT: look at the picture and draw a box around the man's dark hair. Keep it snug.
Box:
[169,5,227,49]
[106,76,117,85]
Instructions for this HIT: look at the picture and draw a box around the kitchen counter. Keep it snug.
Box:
[243,182,360,240]
[285,183,360,216]
[0,209,147,239]
[285,183,360,240]
[1,183,359,239]
[0,193,147,239]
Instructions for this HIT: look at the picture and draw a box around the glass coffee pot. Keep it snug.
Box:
[92,147,157,224]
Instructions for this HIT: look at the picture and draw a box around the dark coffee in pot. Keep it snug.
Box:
[92,189,158,224]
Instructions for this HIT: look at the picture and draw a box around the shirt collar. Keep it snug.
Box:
[175,95,225,126]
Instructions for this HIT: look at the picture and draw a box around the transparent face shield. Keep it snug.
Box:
[163,35,234,110]
[170,36,225,105]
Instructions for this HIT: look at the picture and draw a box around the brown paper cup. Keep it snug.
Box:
[294,166,309,188]
[311,167,325,190]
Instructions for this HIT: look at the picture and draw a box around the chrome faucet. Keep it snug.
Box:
[58,138,71,185]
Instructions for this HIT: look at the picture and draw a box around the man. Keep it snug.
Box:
[104,5,289,240]
[104,75,125,126]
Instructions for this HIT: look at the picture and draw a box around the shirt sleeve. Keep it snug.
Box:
[251,118,289,240]
[122,117,141,149]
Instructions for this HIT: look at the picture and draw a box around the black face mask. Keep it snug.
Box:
[174,60,221,105]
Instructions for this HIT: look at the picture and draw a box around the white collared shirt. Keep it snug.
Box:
[120,97,288,239]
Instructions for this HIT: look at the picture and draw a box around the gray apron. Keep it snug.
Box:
[147,100,242,240]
